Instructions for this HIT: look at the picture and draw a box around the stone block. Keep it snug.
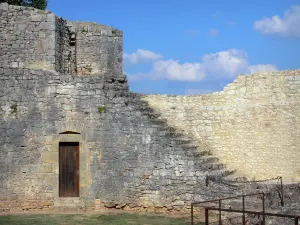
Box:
[0,3,8,11]
[43,151,57,164]
[40,164,53,173]
[31,15,45,22]
[10,62,19,68]
[39,22,55,31]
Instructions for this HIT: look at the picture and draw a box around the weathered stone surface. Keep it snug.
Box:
[1,4,300,225]
[0,3,9,11]
[0,3,122,75]
[142,70,300,182]
[0,67,241,213]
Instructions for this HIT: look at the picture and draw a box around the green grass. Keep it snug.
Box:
[0,213,204,225]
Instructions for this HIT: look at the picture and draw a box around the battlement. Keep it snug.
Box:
[0,2,123,76]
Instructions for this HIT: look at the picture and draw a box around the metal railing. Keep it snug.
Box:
[204,207,300,225]
[205,176,284,207]
[191,192,265,225]
[191,175,288,225]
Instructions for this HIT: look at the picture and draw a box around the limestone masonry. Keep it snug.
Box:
[1,2,300,220]
[0,2,122,75]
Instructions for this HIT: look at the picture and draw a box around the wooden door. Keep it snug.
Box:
[59,142,80,197]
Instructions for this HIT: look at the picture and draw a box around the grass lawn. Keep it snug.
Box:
[0,213,204,225]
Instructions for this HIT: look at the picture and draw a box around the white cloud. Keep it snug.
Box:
[254,5,300,38]
[201,49,249,77]
[151,49,249,81]
[209,28,220,37]
[153,60,205,81]
[248,64,278,74]
[124,49,163,64]
[125,49,277,81]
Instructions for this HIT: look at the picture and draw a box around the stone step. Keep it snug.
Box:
[170,139,193,146]
[204,163,225,170]
[193,150,210,157]
[206,168,236,178]
[183,143,200,148]
[141,112,161,119]
[143,117,168,126]
[199,155,220,164]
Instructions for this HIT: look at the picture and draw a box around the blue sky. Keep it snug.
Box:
[48,0,300,95]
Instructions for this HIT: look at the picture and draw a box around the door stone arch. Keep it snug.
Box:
[43,122,91,210]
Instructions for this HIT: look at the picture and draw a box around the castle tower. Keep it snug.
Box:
[0,2,123,76]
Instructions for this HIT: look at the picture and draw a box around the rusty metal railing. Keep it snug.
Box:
[191,192,265,225]
[205,176,284,207]
[204,207,300,225]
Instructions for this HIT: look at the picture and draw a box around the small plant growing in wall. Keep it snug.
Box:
[81,27,88,33]
[98,105,107,113]
[10,104,17,118]
[112,28,118,35]
[111,25,119,36]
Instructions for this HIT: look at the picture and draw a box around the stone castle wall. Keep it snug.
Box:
[1,2,300,215]
[0,2,122,75]
[0,66,240,212]
[69,22,123,76]
[55,16,72,74]
[0,3,56,70]
[142,70,300,182]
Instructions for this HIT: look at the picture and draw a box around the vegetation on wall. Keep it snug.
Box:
[98,105,107,113]
[81,27,88,33]
[10,104,17,117]
[7,0,48,10]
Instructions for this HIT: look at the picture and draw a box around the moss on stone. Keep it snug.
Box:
[10,104,17,116]
[98,105,106,113]
[81,27,88,33]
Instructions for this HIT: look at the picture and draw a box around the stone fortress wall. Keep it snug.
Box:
[142,70,300,182]
[0,3,122,75]
[0,2,300,216]
[1,3,241,212]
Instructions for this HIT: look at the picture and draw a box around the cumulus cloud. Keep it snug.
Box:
[150,49,249,81]
[248,64,278,74]
[201,49,249,77]
[254,5,300,38]
[125,49,277,81]
[124,49,163,64]
[153,60,205,81]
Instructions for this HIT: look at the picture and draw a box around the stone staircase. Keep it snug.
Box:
[129,93,237,193]
[126,92,298,223]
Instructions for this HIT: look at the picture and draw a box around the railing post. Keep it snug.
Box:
[295,217,298,225]
[242,195,245,225]
[262,193,265,225]
[280,176,284,206]
[219,199,222,225]
[191,203,194,225]
[205,208,209,225]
